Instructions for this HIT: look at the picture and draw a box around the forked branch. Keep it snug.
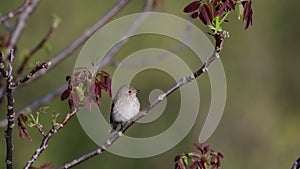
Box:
[57,31,228,169]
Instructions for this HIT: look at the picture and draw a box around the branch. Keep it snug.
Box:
[35,123,46,137]
[0,13,13,31]
[0,44,186,127]
[291,157,300,169]
[111,44,186,67]
[23,0,132,85]
[5,0,40,58]
[15,18,60,79]
[0,16,190,127]
[107,16,192,67]
[0,0,31,24]
[0,0,40,104]
[24,108,77,169]
[0,0,131,103]
[0,84,66,128]
[57,31,228,169]
[0,0,133,126]
[0,49,16,169]
[96,0,153,70]
[22,1,133,167]
[13,61,51,87]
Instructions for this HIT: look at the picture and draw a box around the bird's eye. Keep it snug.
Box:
[128,90,132,94]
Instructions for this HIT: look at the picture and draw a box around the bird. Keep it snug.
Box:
[109,84,140,133]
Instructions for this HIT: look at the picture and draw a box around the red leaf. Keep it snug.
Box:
[193,143,204,154]
[201,156,209,163]
[97,70,112,98]
[100,70,109,76]
[217,152,224,158]
[203,144,210,153]
[215,3,227,16]
[189,161,200,169]
[60,89,70,101]
[199,4,212,25]
[17,114,32,141]
[183,1,201,13]
[94,83,102,97]
[191,12,199,18]
[243,0,253,30]
[227,0,235,10]
[40,162,54,169]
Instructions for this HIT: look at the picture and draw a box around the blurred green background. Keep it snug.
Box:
[0,0,299,168]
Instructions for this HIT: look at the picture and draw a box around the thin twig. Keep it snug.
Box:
[22,0,133,168]
[24,109,77,169]
[5,0,40,58]
[0,0,133,126]
[35,123,46,137]
[111,43,186,67]
[0,43,186,127]
[0,0,37,104]
[0,13,13,31]
[24,0,132,85]
[57,31,228,169]
[106,9,192,68]
[0,0,31,24]
[13,61,51,87]
[0,84,66,128]
[0,0,131,103]
[0,49,16,169]
[16,19,60,79]
[96,0,153,70]
[0,0,40,104]
[0,21,190,128]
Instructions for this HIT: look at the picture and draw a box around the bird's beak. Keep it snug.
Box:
[136,89,141,93]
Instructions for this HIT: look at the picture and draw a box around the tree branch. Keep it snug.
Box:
[5,0,40,58]
[0,13,13,31]
[96,0,153,70]
[0,84,66,128]
[22,0,133,168]
[23,108,77,169]
[0,0,132,103]
[57,31,228,169]
[0,49,16,169]
[0,0,135,127]
[13,61,51,87]
[23,0,132,85]
[15,18,60,79]
[0,16,191,128]
[0,0,31,24]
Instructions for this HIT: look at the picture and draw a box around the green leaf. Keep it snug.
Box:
[75,83,86,102]
[51,14,61,26]
[39,106,49,113]
[183,155,189,166]
[237,2,244,20]
[52,112,60,126]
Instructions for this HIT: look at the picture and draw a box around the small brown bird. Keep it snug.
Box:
[109,84,140,133]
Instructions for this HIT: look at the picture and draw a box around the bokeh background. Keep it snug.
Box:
[0,0,299,168]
